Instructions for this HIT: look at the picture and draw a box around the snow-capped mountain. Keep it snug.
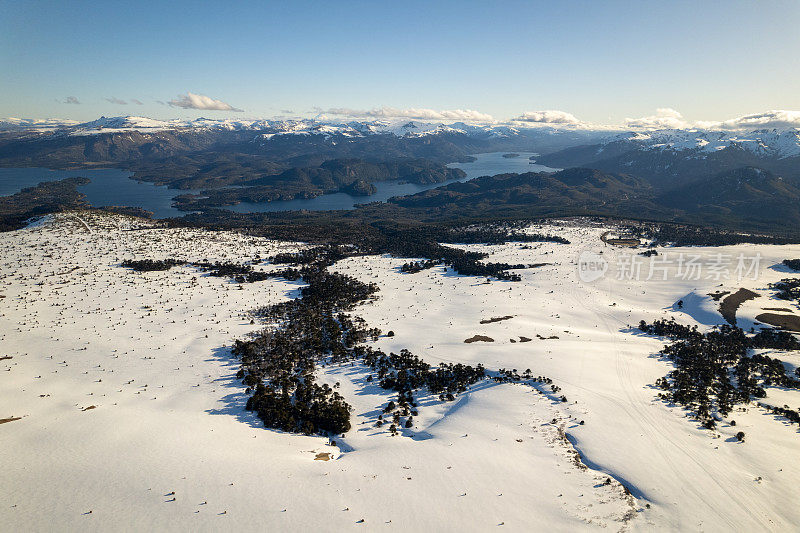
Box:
[3,115,799,192]
[605,128,800,159]
[5,115,799,161]
[533,125,800,190]
[0,115,560,141]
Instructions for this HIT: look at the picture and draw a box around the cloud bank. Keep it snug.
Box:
[697,110,800,130]
[62,96,81,105]
[623,108,688,129]
[105,97,128,105]
[323,107,494,122]
[168,92,243,112]
[511,110,587,127]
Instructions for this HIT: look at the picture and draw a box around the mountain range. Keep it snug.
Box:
[2,115,800,236]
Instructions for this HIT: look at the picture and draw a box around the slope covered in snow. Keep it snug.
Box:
[2,213,800,531]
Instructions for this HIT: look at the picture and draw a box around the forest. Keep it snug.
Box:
[232,247,488,436]
[226,244,565,436]
[771,277,800,304]
[639,318,800,430]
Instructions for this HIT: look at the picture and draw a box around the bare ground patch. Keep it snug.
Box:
[0,416,22,425]
[464,335,494,343]
[720,288,760,325]
[755,313,800,332]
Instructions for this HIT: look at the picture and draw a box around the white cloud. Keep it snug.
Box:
[168,92,243,112]
[623,108,687,129]
[697,110,800,130]
[511,110,586,126]
[621,109,800,131]
[323,106,494,122]
[105,97,127,105]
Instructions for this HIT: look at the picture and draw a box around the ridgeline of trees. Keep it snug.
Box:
[193,260,285,283]
[122,257,303,283]
[644,224,800,246]
[639,318,800,429]
[270,244,355,267]
[375,226,567,281]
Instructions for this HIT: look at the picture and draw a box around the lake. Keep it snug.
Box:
[0,167,190,219]
[0,152,559,219]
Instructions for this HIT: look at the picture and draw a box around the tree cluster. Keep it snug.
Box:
[640,319,800,429]
[234,264,380,435]
[400,259,441,273]
[782,259,800,271]
[231,245,506,436]
[363,347,485,401]
[771,278,800,304]
[121,258,184,272]
[644,223,798,246]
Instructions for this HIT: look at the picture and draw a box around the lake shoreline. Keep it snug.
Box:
[0,152,560,219]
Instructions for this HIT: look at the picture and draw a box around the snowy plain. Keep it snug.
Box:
[1,213,799,532]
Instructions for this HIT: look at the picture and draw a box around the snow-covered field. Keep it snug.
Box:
[2,213,799,532]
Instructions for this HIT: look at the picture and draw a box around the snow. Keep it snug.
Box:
[606,128,800,159]
[2,213,800,531]
[3,114,799,159]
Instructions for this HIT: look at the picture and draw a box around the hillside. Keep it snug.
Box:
[658,167,800,227]
[537,129,800,189]
[172,159,466,209]
[3,213,800,531]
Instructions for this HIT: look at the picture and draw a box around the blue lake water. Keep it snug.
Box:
[0,152,558,219]
[227,152,558,213]
[0,167,190,219]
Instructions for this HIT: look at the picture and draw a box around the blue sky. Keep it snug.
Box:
[2,0,799,124]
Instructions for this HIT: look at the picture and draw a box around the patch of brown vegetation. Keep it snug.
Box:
[480,315,514,324]
[81,405,97,412]
[762,307,794,312]
[314,452,332,461]
[464,335,494,343]
[720,288,760,325]
[518,336,532,343]
[0,416,22,425]
[755,313,800,332]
